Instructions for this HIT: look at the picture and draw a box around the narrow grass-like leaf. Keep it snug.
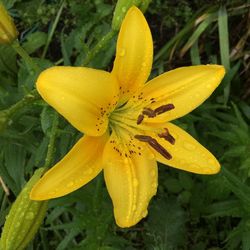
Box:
[190,40,201,65]
[180,13,216,57]
[218,5,230,70]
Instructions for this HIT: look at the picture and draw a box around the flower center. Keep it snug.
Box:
[109,99,176,160]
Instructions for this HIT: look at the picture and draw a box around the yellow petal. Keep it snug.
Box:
[37,66,119,136]
[30,134,108,200]
[112,6,153,103]
[142,65,225,123]
[103,132,157,228]
[145,122,220,174]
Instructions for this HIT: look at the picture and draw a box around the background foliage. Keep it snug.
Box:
[0,0,249,249]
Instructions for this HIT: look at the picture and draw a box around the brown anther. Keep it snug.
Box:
[134,134,172,160]
[158,128,175,145]
[154,104,175,115]
[134,134,153,142]
[148,139,172,160]
[137,114,144,125]
[142,108,156,118]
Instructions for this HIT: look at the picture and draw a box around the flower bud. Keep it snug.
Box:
[0,168,48,250]
[112,0,141,31]
[139,0,152,13]
[0,3,18,44]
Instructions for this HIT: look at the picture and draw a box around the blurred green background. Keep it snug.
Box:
[0,0,249,249]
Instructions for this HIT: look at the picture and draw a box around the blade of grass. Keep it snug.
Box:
[218,5,230,70]
[42,0,65,59]
[190,40,201,65]
[180,13,216,57]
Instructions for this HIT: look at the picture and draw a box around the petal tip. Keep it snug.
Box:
[29,187,47,201]
[127,5,141,15]
[210,161,221,174]
[206,64,226,78]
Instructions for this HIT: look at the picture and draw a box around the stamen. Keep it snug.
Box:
[142,108,156,118]
[137,114,144,125]
[158,128,175,145]
[134,134,153,142]
[135,134,172,160]
[154,104,175,115]
[148,139,172,160]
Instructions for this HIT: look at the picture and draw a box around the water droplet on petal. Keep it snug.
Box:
[150,170,156,177]
[183,141,196,150]
[142,62,146,67]
[66,182,74,188]
[142,210,148,218]
[133,178,139,187]
[86,168,93,175]
[119,48,125,57]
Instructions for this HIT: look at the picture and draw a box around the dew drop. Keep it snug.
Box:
[206,84,212,89]
[121,7,126,13]
[119,48,125,57]
[133,178,139,187]
[66,181,74,188]
[151,182,157,189]
[86,168,93,175]
[183,141,196,150]
[189,163,200,170]
[150,169,156,177]
[26,211,35,220]
[142,210,148,218]
[142,62,147,67]
[132,205,136,211]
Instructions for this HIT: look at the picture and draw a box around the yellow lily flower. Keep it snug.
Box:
[30,6,225,227]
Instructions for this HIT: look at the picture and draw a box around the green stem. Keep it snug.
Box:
[43,112,59,170]
[42,0,65,59]
[82,30,117,66]
[6,89,40,117]
[11,40,40,73]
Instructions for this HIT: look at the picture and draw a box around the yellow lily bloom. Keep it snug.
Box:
[30,6,225,227]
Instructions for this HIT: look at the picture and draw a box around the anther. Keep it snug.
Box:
[142,108,156,118]
[134,135,153,142]
[137,114,144,125]
[154,104,175,115]
[158,128,175,145]
[148,139,172,160]
[134,134,172,160]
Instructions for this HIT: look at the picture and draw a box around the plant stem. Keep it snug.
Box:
[6,89,40,116]
[11,40,40,73]
[82,30,117,66]
[42,0,65,59]
[44,112,59,170]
